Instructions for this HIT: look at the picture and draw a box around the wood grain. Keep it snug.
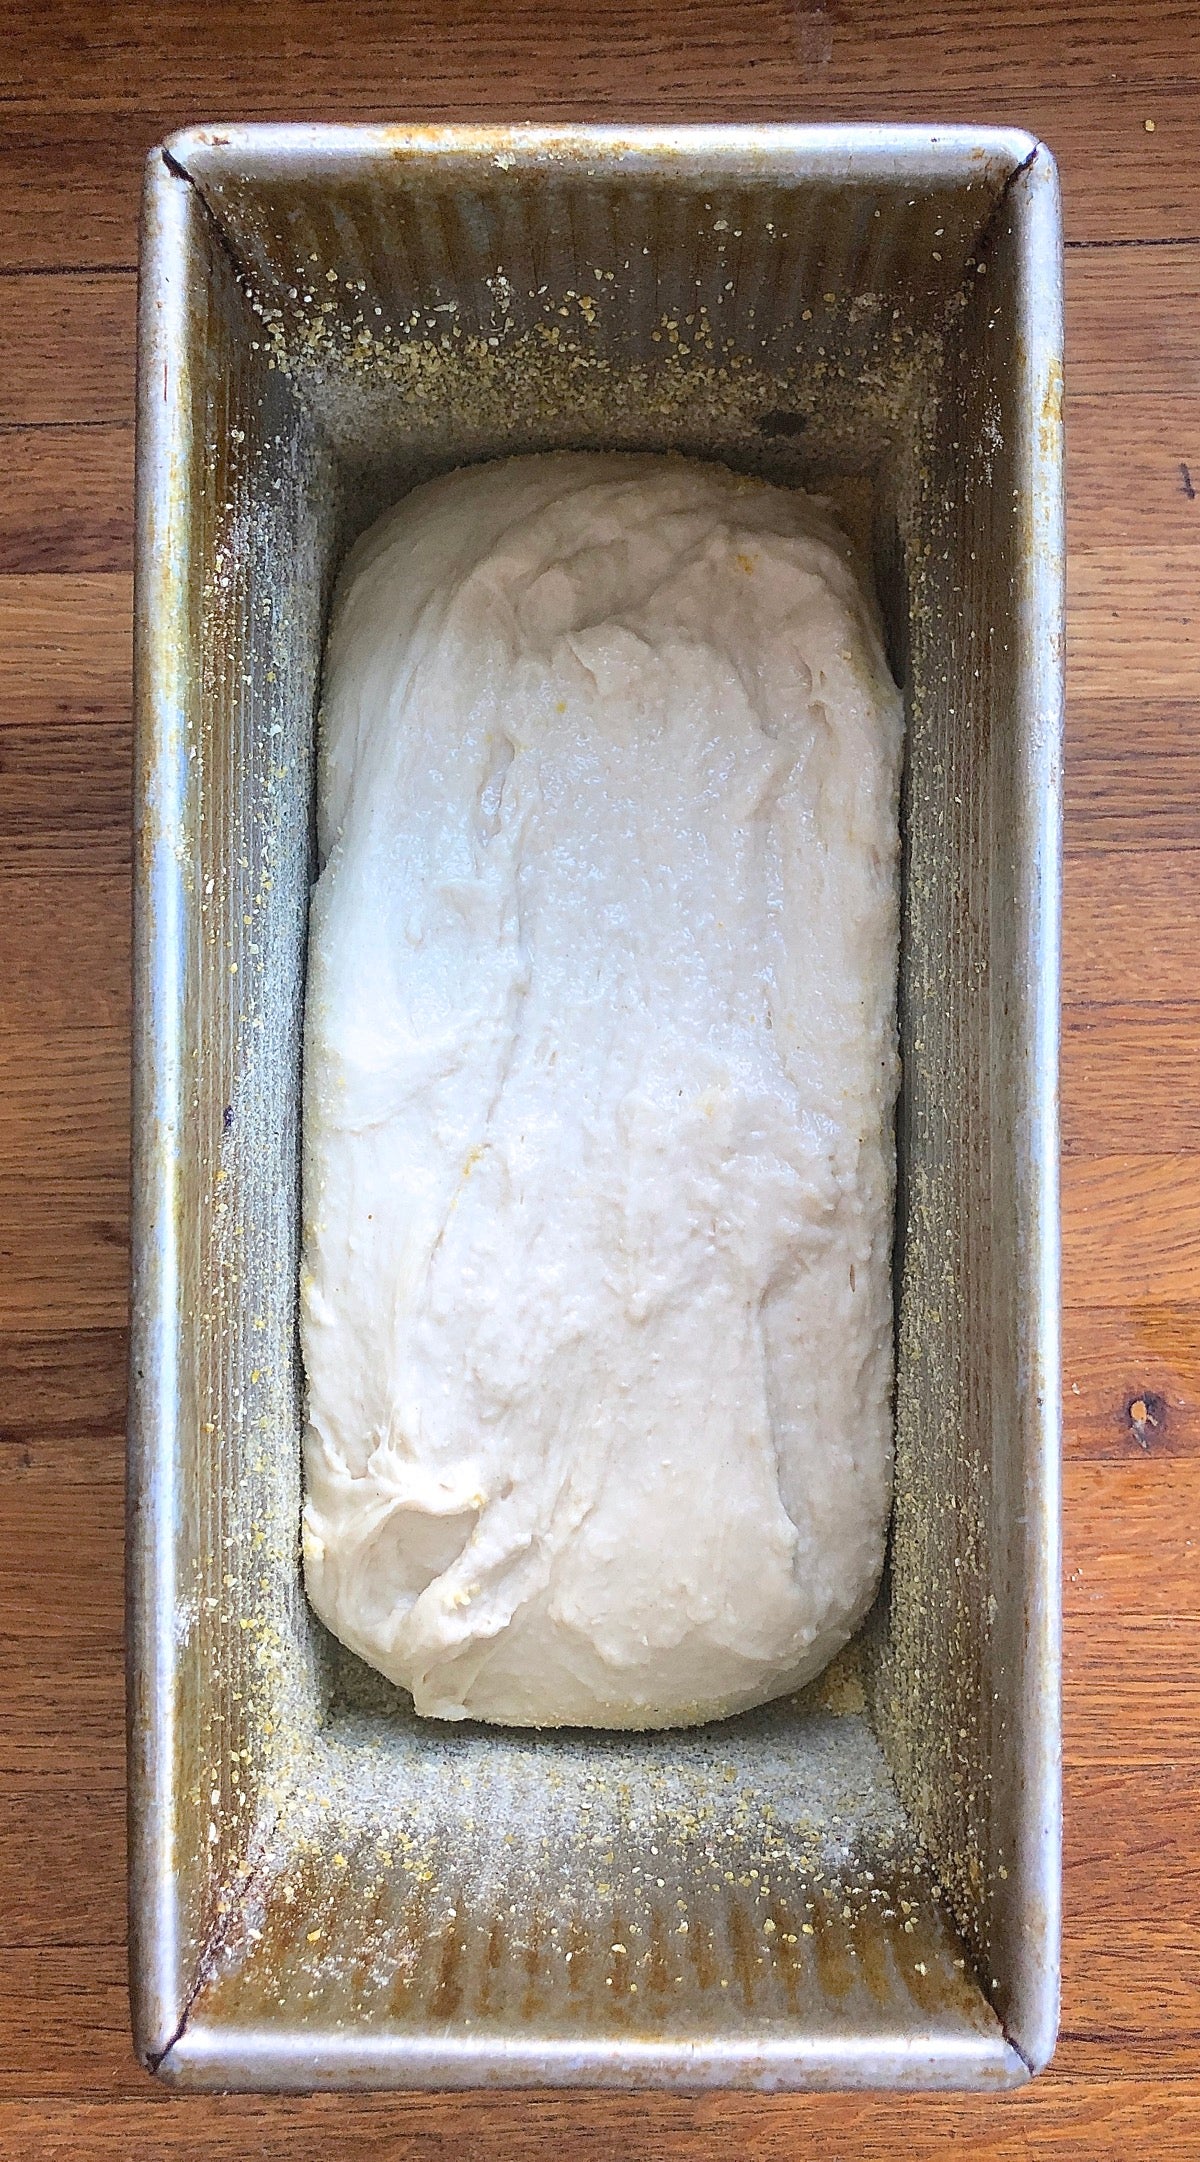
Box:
[1065,703,1200,855]
[1062,1005,1200,1156]
[1063,1458,1200,1612]
[3,6,1200,258]
[1,2080,1199,2160]
[1063,851,1200,1005]
[0,1659,125,1781]
[1068,245,1200,396]
[0,1954,136,2103]
[0,877,130,1032]
[0,1328,128,1439]
[0,277,135,428]
[0,574,132,723]
[1066,397,1200,549]
[1064,1302,1200,1458]
[1063,1156,1200,1305]
[1069,549,1200,698]
[0,426,134,576]
[1,0,1199,2152]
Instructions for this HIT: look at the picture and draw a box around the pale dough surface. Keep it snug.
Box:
[301,452,903,1728]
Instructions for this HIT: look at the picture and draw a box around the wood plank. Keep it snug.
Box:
[0,1434,1185,1778]
[1061,1947,1199,2071]
[1064,1457,1200,1614]
[0,1657,124,1782]
[1,2080,1199,2158]
[1064,1615,1200,1764]
[20,116,1200,288]
[0,873,129,1030]
[0,1329,127,1444]
[0,1947,1182,2103]
[1066,395,1200,549]
[0,1952,137,2102]
[3,1445,1185,1643]
[3,1404,1190,1666]
[3,1774,1196,2098]
[1062,1155,1200,1306]
[0,277,134,429]
[1068,244,1200,395]
[0,749,131,876]
[0,1811,127,1952]
[0,1030,128,1176]
[9,772,1179,1028]
[1062,1005,1200,1157]
[0,102,1197,273]
[0,1446,1173,1678]
[2,68,1200,282]
[1068,546,1200,698]
[3,0,1196,114]
[0,1427,121,1493]
[1066,701,1200,854]
[0,575,131,726]
[0,426,133,576]
[1064,1763,1200,1923]
[8,169,1198,417]
[4,1279,1184,1487]
[1063,850,1200,1005]
[0,116,150,275]
[1058,1931,1200,2072]
[0,4,1196,120]
[1065,1302,1200,1458]
[0,1453,123,1646]
[6,1439,1195,1796]
[0,1174,129,1335]
[1054,100,1200,238]
[18,1310,1192,1510]
[4,1806,1196,2089]
[0,1777,1195,2090]
[1061,1770,1200,2069]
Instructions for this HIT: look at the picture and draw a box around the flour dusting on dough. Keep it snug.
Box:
[301,452,902,1729]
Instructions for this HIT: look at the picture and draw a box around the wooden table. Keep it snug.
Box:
[2,3,1197,2154]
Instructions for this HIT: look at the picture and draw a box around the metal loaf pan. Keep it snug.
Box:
[130,124,1063,2091]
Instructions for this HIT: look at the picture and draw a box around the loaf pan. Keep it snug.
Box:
[129,123,1063,2090]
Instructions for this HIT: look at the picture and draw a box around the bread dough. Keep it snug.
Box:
[300,452,902,1728]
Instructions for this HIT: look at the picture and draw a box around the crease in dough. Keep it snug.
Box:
[301,450,903,1729]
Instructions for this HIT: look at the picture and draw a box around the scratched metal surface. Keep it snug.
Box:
[128,125,1062,2091]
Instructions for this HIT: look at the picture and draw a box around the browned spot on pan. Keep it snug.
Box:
[427,1913,467,2021]
[564,1912,589,1997]
[476,1914,505,2019]
[521,1909,546,2022]
[607,1908,633,2010]
[387,1884,431,2018]
[685,1904,717,1993]
[848,1899,893,2009]
[809,1896,855,2001]
[767,1900,803,2015]
[726,1897,763,2012]
[646,1908,673,2003]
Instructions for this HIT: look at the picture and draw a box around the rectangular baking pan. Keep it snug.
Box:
[129,123,1062,2090]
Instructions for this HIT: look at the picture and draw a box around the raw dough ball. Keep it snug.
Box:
[301,452,902,1729]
